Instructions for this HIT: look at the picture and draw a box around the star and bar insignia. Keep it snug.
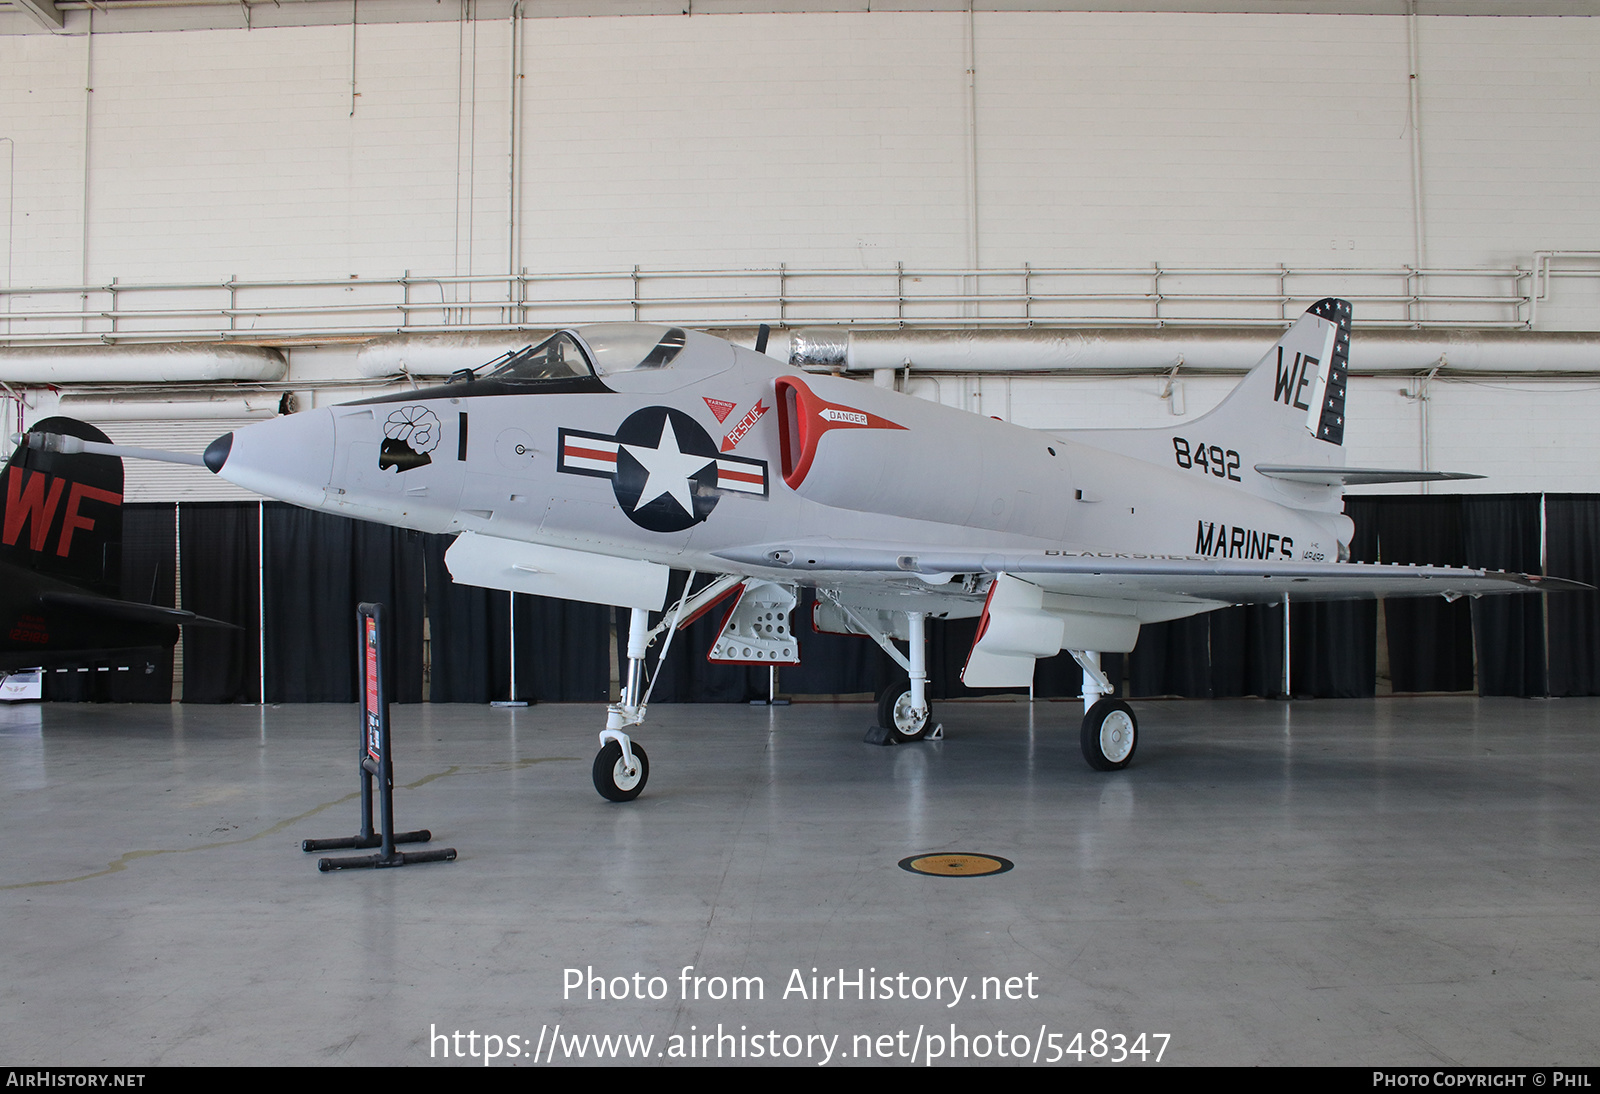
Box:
[558,406,768,533]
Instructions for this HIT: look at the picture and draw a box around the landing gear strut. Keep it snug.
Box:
[596,605,654,802]
[591,573,747,802]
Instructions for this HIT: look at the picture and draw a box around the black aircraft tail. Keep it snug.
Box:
[1,417,124,597]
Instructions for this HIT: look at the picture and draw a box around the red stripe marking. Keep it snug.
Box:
[565,444,616,463]
[718,468,764,485]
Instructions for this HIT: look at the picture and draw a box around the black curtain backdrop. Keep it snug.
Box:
[51,494,1600,703]
[179,502,260,703]
[1462,494,1546,697]
[423,533,511,703]
[1127,614,1213,698]
[1371,495,1475,693]
[511,590,612,703]
[1285,498,1379,699]
[112,503,179,703]
[421,533,612,703]
[1209,605,1287,699]
[262,505,426,703]
[1545,495,1600,696]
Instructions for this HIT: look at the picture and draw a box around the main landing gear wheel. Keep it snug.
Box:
[1081,698,1137,771]
[593,741,649,802]
[877,680,933,742]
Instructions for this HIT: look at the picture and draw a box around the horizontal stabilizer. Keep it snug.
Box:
[35,592,238,629]
[1255,465,1485,487]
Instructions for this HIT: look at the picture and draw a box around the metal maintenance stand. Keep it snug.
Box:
[303,603,456,872]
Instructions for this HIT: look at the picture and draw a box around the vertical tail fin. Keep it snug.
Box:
[1192,297,1352,453]
[1,417,125,596]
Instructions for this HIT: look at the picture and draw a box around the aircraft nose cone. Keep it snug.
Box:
[203,432,233,474]
[213,409,335,508]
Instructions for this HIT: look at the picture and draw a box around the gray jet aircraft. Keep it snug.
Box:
[23,299,1574,799]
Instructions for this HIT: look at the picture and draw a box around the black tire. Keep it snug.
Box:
[592,741,649,802]
[1080,698,1137,771]
[876,680,933,742]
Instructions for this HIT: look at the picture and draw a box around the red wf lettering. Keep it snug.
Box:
[1,467,122,555]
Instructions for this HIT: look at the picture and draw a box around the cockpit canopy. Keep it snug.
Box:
[484,331,594,383]
[576,325,688,375]
[484,325,688,385]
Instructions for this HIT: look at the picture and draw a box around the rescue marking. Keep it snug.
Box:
[721,399,768,452]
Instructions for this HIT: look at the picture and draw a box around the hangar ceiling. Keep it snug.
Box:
[3,0,1598,36]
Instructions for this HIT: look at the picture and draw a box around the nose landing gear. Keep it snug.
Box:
[593,739,650,802]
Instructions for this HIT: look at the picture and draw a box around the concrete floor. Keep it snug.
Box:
[2,695,1597,1067]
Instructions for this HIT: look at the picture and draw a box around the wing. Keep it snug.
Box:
[715,542,1585,606]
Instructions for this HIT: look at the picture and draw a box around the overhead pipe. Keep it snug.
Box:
[355,330,540,378]
[790,326,1600,376]
[0,343,286,383]
[55,394,280,420]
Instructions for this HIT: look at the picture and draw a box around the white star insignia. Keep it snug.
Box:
[621,417,714,516]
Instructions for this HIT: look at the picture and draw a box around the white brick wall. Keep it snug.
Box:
[1,34,91,287]
[975,13,1420,269]
[2,12,1593,283]
[515,13,971,270]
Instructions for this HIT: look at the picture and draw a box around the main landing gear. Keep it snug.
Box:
[818,595,938,743]
[876,678,935,742]
[1070,649,1137,770]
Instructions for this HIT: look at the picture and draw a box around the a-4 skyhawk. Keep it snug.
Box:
[23,299,1576,800]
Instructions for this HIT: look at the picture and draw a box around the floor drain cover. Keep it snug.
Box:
[899,853,1014,878]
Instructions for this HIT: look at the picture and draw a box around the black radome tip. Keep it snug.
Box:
[203,432,233,474]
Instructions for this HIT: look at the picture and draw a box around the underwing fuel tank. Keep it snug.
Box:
[773,373,1077,542]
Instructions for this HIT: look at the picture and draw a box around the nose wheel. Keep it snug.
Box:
[1081,698,1137,771]
[593,740,649,802]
